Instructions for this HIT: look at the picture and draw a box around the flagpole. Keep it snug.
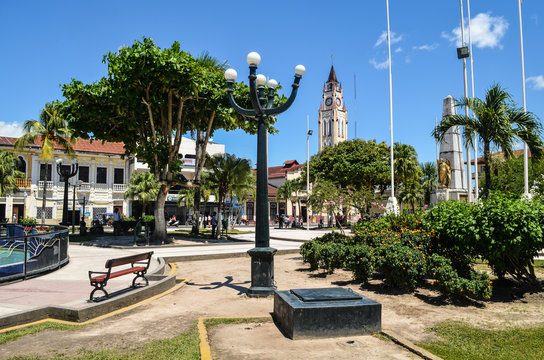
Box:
[518,0,529,196]
[385,0,398,214]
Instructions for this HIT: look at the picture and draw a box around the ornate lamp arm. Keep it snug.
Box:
[248,66,265,116]
[264,74,301,116]
[266,88,275,110]
[226,82,256,118]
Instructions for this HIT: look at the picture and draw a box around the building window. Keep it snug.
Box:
[96,167,107,184]
[17,157,26,175]
[36,207,53,219]
[93,207,107,219]
[39,164,52,181]
[114,168,124,184]
[327,83,332,91]
[79,166,89,183]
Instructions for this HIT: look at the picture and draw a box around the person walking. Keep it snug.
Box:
[113,208,122,236]
[211,212,217,238]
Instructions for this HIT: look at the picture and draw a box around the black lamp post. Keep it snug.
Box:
[56,159,79,226]
[225,52,305,297]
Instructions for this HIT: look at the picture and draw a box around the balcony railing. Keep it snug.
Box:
[16,178,31,188]
[37,181,54,189]
[94,183,109,192]
[113,184,127,192]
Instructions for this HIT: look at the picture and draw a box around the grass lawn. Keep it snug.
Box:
[417,321,544,360]
[1,318,268,360]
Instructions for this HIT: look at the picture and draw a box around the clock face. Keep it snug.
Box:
[336,98,342,107]
[325,97,332,106]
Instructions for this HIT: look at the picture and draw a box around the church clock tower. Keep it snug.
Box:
[318,65,348,152]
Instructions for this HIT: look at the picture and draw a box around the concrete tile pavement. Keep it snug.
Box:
[0,228,335,323]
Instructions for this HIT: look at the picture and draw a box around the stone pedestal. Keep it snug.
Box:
[247,247,277,297]
[273,288,381,339]
[431,188,468,204]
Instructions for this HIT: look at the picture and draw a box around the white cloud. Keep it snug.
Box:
[530,14,538,25]
[526,75,544,90]
[0,121,24,138]
[413,43,439,51]
[374,31,403,47]
[369,58,389,70]
[442,13,508,49]
[395,47,402,53]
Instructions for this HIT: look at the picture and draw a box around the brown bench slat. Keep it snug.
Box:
[90,266,146,282]
[105,252,153,268]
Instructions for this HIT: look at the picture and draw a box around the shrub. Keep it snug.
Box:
[378,241,427,291]
[300,241,321,270]
[344,245,375,283]
[318,242,347,274]
[428,254,492,300]
[18,217,37,226]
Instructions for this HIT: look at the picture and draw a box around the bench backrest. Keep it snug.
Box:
[105,251,153,268]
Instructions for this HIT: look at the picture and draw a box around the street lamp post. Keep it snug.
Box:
[306,116,312,231]
[78,195,87,221]
[518,0,529,197]
[56,159,79,226]
[71,179,83,234]
[225,52,304,297]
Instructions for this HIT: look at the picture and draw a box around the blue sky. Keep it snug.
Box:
[1,1,543,167]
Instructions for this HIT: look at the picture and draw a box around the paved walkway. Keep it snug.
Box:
[0,228,333,322]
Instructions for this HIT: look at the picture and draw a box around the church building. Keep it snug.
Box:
[318,66,348,152]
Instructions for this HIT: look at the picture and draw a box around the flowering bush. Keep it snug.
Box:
[301,214,492,300]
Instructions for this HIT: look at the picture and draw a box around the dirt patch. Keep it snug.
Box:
[2,254,544,359]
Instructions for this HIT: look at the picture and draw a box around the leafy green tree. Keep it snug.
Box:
[433,84,543,197]
[276,179,300,217]
[308,180,348,231]
[308,139,390,191]
[0,150,24,196]
[204,153,253,238]
[420,161,437,205]
[62,39,280,243]
[15,102,76,223]
[124,172,160,216]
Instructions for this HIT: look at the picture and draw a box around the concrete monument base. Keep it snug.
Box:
[273,288,381,339]
[431,188,468,204]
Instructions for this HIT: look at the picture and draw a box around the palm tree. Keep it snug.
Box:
[15,102,76,223]
[399,181,423,212]
[124,172,160,217]
[204,153,253,238]
[420,161,437,205]
[276,180,295,218]
[433,84,543,197]
[0,150,24,196]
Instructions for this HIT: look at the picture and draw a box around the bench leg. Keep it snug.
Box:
[90,283,109,301]
[132,274,149,288]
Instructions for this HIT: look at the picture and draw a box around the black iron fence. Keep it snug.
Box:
[0,224,69,282]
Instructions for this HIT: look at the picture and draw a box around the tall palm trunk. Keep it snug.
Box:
[483,141,491,198]
[41,163,48,224]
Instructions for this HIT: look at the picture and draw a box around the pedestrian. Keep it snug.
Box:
[279,214,284,229]
[211,212,217,238]
[113,208,122,236]
[12,214,17,223]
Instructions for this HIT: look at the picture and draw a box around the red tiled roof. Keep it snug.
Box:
[268,184,278,195]
[0,136,126,155]
[469,148,536,165]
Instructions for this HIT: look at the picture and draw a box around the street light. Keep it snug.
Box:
[71,179,83,234]
[225,51,304,297]
[23,191,28,219]
[518,0,530,197]
[458,0,472,203]
[56,158,79,225]
[306,115,312,231]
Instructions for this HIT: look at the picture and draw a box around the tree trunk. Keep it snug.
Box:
[152,184,169,244]
[191,185,202,234]
[483,141,491,198]
[41,163,48,224]
[216,193,223,239]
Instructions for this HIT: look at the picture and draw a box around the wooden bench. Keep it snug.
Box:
[88,251,153,301]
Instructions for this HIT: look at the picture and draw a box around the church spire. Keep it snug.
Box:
[327,65,338,84]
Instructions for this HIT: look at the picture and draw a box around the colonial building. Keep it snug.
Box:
[318,66,348,152]
[0,136,224,224]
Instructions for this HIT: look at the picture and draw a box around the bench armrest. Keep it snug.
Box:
[88,270,108,280]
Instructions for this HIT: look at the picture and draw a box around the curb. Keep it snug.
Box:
[381,329,443,360]
[0,261,183,332]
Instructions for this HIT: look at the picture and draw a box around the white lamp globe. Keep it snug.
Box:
[224,68,237,81]
[294,65,306,76]
[56,158,63,165]
[247,52,261,66]
[267,79,278,89]
[255,74,267,87]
